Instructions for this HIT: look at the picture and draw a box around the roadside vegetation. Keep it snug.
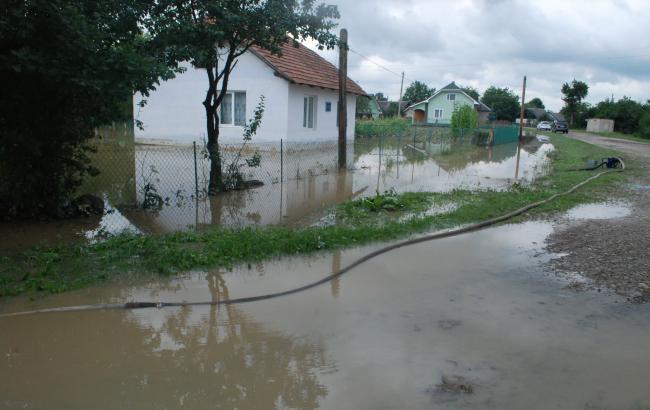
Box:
[0,134,630,298]
[355,117,411,137]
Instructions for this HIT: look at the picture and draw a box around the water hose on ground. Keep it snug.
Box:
[0,158,626,318]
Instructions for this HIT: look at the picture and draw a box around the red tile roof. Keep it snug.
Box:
[250,42,366,96]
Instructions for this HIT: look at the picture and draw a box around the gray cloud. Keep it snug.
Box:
[307,0,650,111]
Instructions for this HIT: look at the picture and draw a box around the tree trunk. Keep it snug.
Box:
[206,103,223,194]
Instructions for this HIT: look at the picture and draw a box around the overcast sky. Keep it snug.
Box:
[304,0,650,111]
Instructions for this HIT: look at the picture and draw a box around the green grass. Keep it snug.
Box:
[0,134,631,298]
[582,130,650,144]
[534,126,650,144]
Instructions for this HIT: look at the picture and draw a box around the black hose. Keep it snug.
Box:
[0,158,626,318]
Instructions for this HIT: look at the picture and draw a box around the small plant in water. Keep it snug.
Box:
[359,189,406,212]
[222,96,265,190]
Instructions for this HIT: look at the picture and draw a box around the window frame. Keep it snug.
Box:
[303,95,317,129]
[433,108,444,119]
[219,91,246,126]
[446,93,456,101]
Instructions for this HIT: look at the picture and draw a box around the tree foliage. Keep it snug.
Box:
[451,105,478,134]
[402,81,435,104]
[561,79,589,127]
[586,97,650,134]
[480,86,520,122]
[0,0,177,219]
[639,112,650,139]
[461,86,480,102]
[147,0,340,194]
[526,97,545,109]
[374,92,388,101]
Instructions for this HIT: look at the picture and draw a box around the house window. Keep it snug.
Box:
[446,93,456,101]
[434,109,444,119]
[325,102,332,112]
[303,96,316,129]
[220,91,246,126]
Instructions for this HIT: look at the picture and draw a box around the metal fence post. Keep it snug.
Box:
[280,138,283,183]
[412,128,416,150]
[193,141,199,230]
[193,141,199,199]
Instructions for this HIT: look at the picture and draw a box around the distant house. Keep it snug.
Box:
[356,97,382,120]
[377,100,409,117]
[136,41,366,143]
[404,82,492,125]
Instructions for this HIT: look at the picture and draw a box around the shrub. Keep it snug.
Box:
[355,118,410,138]
[638,112,650,139]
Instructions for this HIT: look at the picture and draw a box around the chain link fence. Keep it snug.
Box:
[74,123,541,238]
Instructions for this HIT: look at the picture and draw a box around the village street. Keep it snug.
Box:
[547,133,650,302]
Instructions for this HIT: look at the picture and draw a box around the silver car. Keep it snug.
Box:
[536,121,552,131]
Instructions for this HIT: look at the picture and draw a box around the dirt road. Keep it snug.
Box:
[547,131,650,302]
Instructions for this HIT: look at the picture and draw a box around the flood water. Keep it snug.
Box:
[2,219,649,409]
[0,137,552,252]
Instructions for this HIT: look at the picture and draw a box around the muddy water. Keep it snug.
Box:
[0,140,552,252]
[2,221,649,409]
[565,201,632,220]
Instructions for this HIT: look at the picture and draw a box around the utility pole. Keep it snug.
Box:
[338,28,348,169]
[518,75,527,140]
[397,71,405,117]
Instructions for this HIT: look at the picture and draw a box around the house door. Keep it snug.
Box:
[414,109,425,123]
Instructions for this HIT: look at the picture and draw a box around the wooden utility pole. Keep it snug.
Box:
[518,75,527,140]
[397,71,405,117]
[338,28,348,169]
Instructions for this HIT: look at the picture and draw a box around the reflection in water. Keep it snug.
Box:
[2,221,650,409]
[0,273,331,409]
[0,136,553,251]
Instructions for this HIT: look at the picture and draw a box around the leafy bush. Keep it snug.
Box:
[451,105,478,137]
[638,112,650,139]
[355,118,410,138]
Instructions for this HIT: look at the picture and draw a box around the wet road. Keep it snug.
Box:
[2,215,650,409]
[567,131,650,159]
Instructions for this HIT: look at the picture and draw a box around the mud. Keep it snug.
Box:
[547,133,650,302]
[2,220,650,409]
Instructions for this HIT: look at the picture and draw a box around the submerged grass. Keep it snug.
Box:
[0,134,631,298]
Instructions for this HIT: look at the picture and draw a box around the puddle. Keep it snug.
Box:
[2,220,650,409]
[566,201,632,220]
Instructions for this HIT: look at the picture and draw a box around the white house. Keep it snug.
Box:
[135,42,366,143]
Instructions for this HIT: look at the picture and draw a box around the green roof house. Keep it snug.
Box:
[404,82,492,125]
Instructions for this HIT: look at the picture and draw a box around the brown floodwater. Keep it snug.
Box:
[1,219,649,409]
[0,138,552,253]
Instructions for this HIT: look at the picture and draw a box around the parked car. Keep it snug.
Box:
[536,121,552,131]
[552,120,569,134]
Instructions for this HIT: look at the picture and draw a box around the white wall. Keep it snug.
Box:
[135,51,358,143]
[135,52,289,143]
[286,84,356,141]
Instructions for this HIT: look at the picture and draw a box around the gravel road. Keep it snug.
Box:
[546,132,650,302]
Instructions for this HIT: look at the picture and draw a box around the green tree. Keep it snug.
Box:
[561,79,589,127]
[591,97,645,134]
[638,112,650,139]
[148,0,340,194]
[451,105,478,134]
[402,81,435,104]
[461,86,480,102]
[526,97,545,109]
[374,92,388,101]
[480,86,521,122]
[0,0,176,219]
[356,96,370,116]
